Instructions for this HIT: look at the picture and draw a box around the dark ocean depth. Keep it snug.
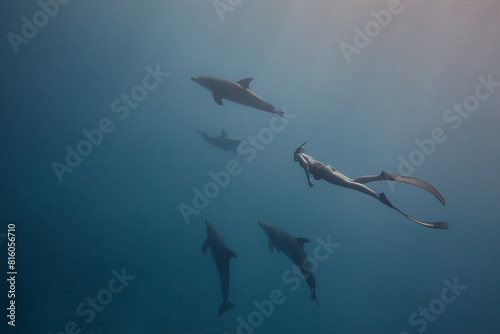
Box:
[1,1,500,334]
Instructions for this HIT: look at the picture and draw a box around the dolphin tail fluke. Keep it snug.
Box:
[218,300,235,317]
[379,193,449,229]
[311,291,319,306]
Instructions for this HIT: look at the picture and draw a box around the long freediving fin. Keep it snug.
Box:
[393,207,449,229]
[380,171,446,206]
[379,193,448,229]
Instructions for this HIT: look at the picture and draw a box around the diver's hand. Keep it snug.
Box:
[308,179,314,188]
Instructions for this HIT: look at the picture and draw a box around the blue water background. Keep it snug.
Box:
[1,1,500,333]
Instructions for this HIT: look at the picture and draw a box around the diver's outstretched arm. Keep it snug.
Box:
[353,171,445,206]
[296,154,314,187]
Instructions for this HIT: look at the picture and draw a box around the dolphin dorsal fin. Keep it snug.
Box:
[220,129,227,137]
[296,237,310,246]
[237,78,253,89]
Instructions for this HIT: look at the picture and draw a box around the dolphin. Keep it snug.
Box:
[257,221,319,305]
[196,129,242,155]
[202,219,237,316]
[191,76,285,117]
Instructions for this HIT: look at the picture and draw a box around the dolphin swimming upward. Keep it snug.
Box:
[196,129,242,155]
[203,219,237,316]
[191,76,285,117]
[258,221,319,305]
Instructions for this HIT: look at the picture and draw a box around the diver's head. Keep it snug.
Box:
[293,142,306,161]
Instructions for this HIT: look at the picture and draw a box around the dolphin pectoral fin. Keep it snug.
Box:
[202,239,210,254]
[218,300,236,317]
[268,238,280,252]
[381,171,446,206]
[236,78,253,89]
[213,93,223,106]
[296,237,310,246]
[268,238,274,252]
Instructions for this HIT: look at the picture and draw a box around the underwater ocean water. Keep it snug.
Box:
[1,0,500,333]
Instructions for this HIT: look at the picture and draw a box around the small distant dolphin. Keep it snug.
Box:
[196,129,242,155]
[191,76,285,117]
[203,219,237,316]
[257,221,319,305]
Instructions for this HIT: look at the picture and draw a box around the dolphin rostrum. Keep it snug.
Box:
[203,219,237,316]
[191,76,285,117]
[196,129,242,155]
[257,221,319,305]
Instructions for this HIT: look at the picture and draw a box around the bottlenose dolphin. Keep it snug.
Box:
[191,76,285,117]
[196,129,242,155]
[257,221,319,305]
[203,219,237,316]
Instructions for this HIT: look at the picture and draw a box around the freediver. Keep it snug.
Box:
[293,142,448,229]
